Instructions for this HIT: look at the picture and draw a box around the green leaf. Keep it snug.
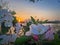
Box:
[1,22,10,34]
[13,16,17,25]
[54,33,59,41]
[14,36,31,45]
[30,16,37,24]
[11,11,16,15]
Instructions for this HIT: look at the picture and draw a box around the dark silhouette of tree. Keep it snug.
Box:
[29,0,60,3]
[29,0,42,3]
[0,6,2,9]
[10,11,16,15]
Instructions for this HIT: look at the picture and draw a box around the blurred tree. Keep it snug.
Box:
[1,22,10,34]
[43,20,48,23]
[29,0,60,3]
[29,0,35,2]
[13,16,17,26]
[0,6,2,9]
[29,0,42,3]
[0,0,9,9]
[0,0,16,34]
[10,11,16,15]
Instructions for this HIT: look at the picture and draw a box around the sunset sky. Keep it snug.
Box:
[3,0,60,21]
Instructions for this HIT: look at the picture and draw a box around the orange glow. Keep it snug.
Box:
[41,17,46,21]
[15,10,59,21]
[16,17,25,23]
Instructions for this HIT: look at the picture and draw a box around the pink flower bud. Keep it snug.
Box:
[33,35,39,41]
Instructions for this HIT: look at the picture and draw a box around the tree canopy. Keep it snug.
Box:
[29,0,60,3]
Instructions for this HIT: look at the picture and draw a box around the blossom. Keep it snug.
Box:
[4,22,13,27]
[29,24,49,35]
[4,13,14,22]
[15,22,22,34]
[0,34,17,44]
[37,24,49,34]
[30,24,40,35]
[32,35,39,41]
[9,34,17,42]
[44,26,54,40]
[0,35,10,44]
[25,31,32,36]
[0,9,14,27]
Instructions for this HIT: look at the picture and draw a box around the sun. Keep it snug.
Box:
[16,17,25,23]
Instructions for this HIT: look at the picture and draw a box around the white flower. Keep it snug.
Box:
[30,24,40,35]
[9,34,17,42]
[4,14,14,22]
[15,23,22,34]
[0,35,10,44]
[29,24,51,35]
[0,34,17,44]
[25,31,32,36]
[0,9,14,27]
[4,22,13,27]
[37,24,49,34]
[44,26,54,40]
[4,13,14,27]
[44,30,54,40]
[15,23,21,28]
